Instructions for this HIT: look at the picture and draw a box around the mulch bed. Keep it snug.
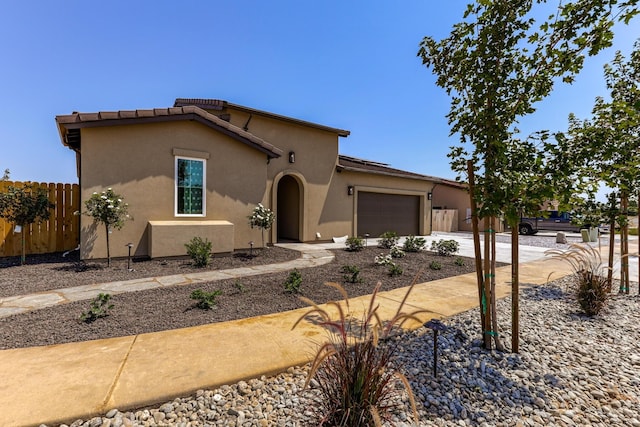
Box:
[0,246,478,350]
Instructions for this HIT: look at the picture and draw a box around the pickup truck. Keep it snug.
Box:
[518,211,583,235]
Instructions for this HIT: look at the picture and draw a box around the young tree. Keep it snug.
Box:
[83,188,131,266]
[248,203,275,248]
[418,0,638,351]
[562,41,640,291]
[1,169,9,181]
[0,183,55,265]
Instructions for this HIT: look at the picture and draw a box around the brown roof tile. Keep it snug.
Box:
[56,106,283,158]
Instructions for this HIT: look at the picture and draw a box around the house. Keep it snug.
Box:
[56,98,446,260]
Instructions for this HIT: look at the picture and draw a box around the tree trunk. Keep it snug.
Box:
[490,216,504,351]
[620,193,629,293]
[20,225,26,265]
[483,217,493,350]
[511,223,519,353]
[106,223,111,267]
[467,161,488,348]
[638,190,639,293]
[608,217,615,292]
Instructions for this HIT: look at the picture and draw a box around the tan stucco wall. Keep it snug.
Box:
[76,110,437,258]
[431,184,472,232]
[79,121,269,259]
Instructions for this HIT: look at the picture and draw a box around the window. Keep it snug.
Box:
[175,157,205,216]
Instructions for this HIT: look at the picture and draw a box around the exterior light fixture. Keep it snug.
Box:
[125,243,134,271]
[289,151,295,163]
[427,192,433,200]
[348,186,354,196]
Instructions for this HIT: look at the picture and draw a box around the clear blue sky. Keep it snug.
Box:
[1,1,638,185]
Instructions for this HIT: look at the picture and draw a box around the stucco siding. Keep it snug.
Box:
[79,121,269,259]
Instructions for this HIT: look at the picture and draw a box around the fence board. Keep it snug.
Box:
[0,180,79,258]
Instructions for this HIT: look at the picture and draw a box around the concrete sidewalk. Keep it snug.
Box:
[0,234,636,426]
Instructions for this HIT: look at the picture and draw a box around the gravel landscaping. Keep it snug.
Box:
[0,245,478,350]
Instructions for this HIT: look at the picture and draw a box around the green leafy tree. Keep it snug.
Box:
[418,0,638,352]
[0,183,54,264]
[83,188,131,266]
[561,41,640,291]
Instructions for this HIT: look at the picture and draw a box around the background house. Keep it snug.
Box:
[56,98,443,260]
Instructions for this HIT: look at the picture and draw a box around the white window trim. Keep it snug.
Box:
[175,156,206,217]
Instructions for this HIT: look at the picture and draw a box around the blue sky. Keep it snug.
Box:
[1,1,638,185]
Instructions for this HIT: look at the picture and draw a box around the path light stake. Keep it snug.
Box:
[425,319,447,377]
[126,243,133,271]
[249,241,254,257]
[364,233,370,247]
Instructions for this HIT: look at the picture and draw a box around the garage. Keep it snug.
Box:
[357,191,420,237]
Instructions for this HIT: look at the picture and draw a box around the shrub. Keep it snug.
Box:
[429,260,442,270]
[293,282,420,426]
[190,289,222,309]
[374,253,393,266]
[82,188,131,267]
[248,203,275,248]
[341,265,363,283]
[0,183,55,265]
[345,236,365,252]
[403,235,426,252]
[390,246,406,258]
[284,269,302,293]
[454,257,466,266]
[185,236,213,267]
[388,262,403,277]
[233,281,246,294]
[546,244,610,316]
[430,239,460,256]
[378,231,399,249]
[80,293,114,323]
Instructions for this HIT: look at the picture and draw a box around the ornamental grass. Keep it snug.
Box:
[546,244,611,316]
[293,281,424,426]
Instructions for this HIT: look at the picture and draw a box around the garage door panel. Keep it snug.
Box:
[357,192,419,236]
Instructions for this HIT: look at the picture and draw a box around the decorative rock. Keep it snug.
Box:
[56,275,639,427]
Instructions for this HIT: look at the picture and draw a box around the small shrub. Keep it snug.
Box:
[403,235,426,252]
[378,231,399,249]
[388,262,403,277]
[390,246,406,258]
[341,265,363,283]
[284,269,302,293]
[454,257,465,266]
[374,253,393,266]
[429,260,442,270]
[546,244,610,316]
[233,281,246,294]
[293,282,420,426]
[430,239,460,256]
[190,289,222,309]
[345,236,365,252]
[185,236,212,267]
[80,293,114,323]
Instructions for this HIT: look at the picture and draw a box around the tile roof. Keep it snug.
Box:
[174,98,350,137]
[337,155,447,182]
[55,106,283,158]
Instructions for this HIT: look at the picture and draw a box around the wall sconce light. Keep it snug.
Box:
[427,192,433,200]
[289,151,295,163]
[348,185,354,196]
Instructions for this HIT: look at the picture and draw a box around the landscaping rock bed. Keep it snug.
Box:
[0,246,478,349]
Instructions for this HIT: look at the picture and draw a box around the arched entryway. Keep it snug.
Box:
[277,175,301,242]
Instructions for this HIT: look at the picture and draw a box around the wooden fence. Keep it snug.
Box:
[432,209,459,232]
[0,181,80,257]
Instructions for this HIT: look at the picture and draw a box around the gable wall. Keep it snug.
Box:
[79,121,269,259]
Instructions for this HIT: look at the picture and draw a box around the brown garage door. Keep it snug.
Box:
[357,192,420,237]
